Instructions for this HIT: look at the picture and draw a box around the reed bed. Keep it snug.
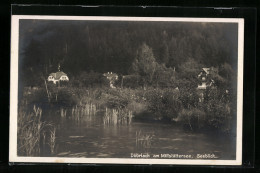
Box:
[18,105,55,156]
[60,108,67,118]
[103,107,133,126]
[48,127,56,154]
[18,105,43,156]
[71,103,97,122]
[135,130,153,149]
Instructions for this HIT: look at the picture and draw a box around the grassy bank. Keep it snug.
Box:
[17,105,56,156]
[18,85,235,156]
[20,85,235,133]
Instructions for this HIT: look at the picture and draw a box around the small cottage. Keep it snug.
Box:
[197,68,216,89]
[103,72,118,88]
[197,67,217,102]
[48,71,69,84]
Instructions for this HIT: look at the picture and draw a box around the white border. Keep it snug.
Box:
[9,15,244,165]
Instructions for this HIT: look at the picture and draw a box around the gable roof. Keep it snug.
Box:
[202,68,211,75]
[49,71,68,80]
[103,72,118,78]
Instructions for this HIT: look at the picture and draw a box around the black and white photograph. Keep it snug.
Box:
[9,16,244,165]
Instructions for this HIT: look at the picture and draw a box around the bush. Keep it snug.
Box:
[21,81,235,133]
[80,71,106,88]
[54,87,78,107]
[144,88,182,120]
[100,88,130,109]
[21,88,49,109]
[121,75,142,88]
[173,87,235,133]
[179,88,200,109]
[21,85,79,110]
[202,89,234,132]
[68,72,109,88]
[127,100,147,115]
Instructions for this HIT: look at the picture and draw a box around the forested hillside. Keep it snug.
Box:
[19,19,238,89]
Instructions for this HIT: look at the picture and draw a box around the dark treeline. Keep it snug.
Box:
[19,19,238,88]
[18,19,239,138]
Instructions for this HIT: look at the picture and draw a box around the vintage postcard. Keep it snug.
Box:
[10,15,244,165]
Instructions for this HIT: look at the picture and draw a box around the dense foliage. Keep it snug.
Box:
[19,20,237,88]
[18,20,238,133]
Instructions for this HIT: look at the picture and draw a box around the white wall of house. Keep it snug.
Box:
[47,75,69,84]
[60,75,69,81]
[198,82,207,89]
[47,76,55,82]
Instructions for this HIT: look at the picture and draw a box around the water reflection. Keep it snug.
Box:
[43,109,235,159]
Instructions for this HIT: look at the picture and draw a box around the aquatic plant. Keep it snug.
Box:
[18,105,42,156]
[18,105,50,156]
[103,107,133,126]
[48,127,56,154]
[22,85,235,133]
[135,130,153,149]
[60,108,67,118]
[71,103,97,122]
[177,107,206,130]
[18,104,60,156]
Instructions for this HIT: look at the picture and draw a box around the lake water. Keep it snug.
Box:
[42,110,236,160]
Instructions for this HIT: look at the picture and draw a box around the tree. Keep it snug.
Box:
[130,43,157,86]
[160,41,169,65]
[153,63,176,88]
[216,62,237,93]
[178,58,203,88]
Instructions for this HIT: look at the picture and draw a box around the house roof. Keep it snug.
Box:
[202,68,211,75]
[103,72,118,78]
[49,71,68,80]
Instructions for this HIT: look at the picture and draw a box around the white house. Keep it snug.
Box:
[103,72,118,88]
[197,68,216,89]
[48,71,69,84]
[197,67,217,102]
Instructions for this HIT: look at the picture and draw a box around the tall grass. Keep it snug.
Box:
[18,105,56,156]
[60,108,67,118]
[22,85,234,133]
[70,103,97,122]
[18,105,43,156]
[135,130,153,149]
[103,107,133,126]
[48,127,56,154]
